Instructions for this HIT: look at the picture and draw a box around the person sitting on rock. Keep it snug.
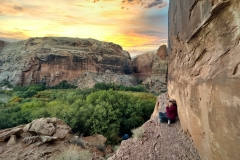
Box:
[159,99,177,124]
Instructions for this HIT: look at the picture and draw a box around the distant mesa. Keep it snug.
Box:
[0,37,136,88]
[132,45,168,93]
[0,37,167,91]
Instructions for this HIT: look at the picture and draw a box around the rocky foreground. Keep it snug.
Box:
[0,94,201,160]
[109,94,201,160]
[0,118,112,160]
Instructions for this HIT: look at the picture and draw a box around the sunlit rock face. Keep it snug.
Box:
[0,37,136,87]
[168,0,240,159]
[132,45,168,93]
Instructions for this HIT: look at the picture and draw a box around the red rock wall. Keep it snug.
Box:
[0,37,134,87]
[168,0,240,159]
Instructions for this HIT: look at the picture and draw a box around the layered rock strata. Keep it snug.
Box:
[132,45,168,93]
[0,37,135,87]
[70,72,137,89]
[168,0,240,159]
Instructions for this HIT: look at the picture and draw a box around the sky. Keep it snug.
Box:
[0,0,169,56]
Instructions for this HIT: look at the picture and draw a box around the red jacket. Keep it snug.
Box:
[166,105,177,120]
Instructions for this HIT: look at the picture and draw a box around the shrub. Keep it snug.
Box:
[68,137,85,148]
[56,146,92,160]
[49,80,77,89]
[96,144,105,152]
[0,80,13,88]
[132,127,144,140]
[113,145,120,152]
[9,96,22,103]
[94,82,147,92]
[0,84,156,144]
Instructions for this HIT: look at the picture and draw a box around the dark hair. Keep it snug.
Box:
[169,100,176,104]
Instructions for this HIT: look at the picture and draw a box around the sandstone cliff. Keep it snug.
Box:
[132,45,168,93]
[168,0,240,159]
[0,37,136,88]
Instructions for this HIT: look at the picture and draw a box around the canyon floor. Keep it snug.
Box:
[110,95,201,160]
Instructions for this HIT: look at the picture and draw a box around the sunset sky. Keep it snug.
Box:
[0,0,169,56]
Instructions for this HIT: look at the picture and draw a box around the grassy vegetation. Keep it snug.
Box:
[0,82,156,144]
[56,145,92,160]
[132,127,144,140]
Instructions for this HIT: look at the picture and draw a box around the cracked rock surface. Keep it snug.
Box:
[168,0,240,159]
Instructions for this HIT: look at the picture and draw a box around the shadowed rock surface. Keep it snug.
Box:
[132,45,168,93]
[168,0,240,159]
[69,71,137,89]
[0,37,135,88]
[0,40,7,53]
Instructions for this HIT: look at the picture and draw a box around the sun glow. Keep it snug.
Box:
[0,0,168,55]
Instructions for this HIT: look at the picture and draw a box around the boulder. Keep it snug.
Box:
[41,136,58,144]
[23,118,71,139]
[22,135,58,146]
[23,118,57,136]
[84,134,107,147]
[53,124,71,139]
[22,136,41,146]
[168,0,240,159]
[7,135,17,146]
[0,128,23,141]
[20,132,36,138]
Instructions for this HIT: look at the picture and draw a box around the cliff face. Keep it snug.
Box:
[0,37,136,87]
[132,45,168,93]
[0,40,7,53]
[168,0,240,159]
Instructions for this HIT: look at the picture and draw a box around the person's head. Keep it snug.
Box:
[169,99,176,106]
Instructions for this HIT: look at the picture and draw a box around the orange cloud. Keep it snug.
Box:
[0,0,168,55]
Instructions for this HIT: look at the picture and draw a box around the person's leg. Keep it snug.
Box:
[170,118,176,123]
[159,113,169,123]
[159,112,164,118]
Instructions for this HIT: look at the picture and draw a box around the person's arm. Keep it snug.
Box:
[166,103,170,108]
[166,106,176,112]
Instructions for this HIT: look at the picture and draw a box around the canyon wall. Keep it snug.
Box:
[168,0,240,159]
[0,40,7,53]
[0,37,136,88]
[132,45,168,93]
